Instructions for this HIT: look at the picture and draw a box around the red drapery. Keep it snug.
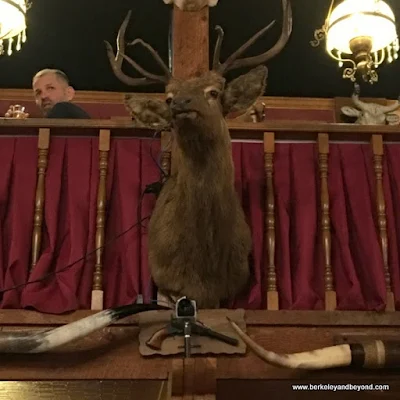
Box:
[0,136,397,314]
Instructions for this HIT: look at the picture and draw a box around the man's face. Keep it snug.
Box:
[32,73,74,114]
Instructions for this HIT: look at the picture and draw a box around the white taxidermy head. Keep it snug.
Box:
[163,0,218,11]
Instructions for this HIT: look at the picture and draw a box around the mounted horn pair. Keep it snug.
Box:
[228,318,400,369]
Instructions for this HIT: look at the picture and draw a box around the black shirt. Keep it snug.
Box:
[46,102,91,119]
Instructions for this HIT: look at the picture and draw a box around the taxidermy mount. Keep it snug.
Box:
[341,83,400,125]
[106,0,292,308]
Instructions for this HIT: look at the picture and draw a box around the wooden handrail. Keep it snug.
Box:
[1,118,400,141]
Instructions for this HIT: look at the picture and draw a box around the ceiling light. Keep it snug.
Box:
[311,0,398,84]
[0,0,29,56]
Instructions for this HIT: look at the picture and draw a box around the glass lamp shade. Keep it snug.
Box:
[326,0,397,54]
[0,0,27,55]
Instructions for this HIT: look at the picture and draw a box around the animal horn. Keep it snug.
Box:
[0,303,169,354]
[228,318,400,369]
[379,100,400,114]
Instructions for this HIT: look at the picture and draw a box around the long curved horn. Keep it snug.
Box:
[228,318,400,369]
[380,100,400,114]
[0,303,169,354]
[351,93,367,112]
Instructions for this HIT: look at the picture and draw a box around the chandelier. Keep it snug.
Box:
[311,0,399,84]
[0,0,28,56]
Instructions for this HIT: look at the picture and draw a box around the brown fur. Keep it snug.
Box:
[126,66,267,308]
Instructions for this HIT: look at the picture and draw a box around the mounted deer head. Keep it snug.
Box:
[105,1,292,308]
[105,0,292,130]
[163,0,218,11]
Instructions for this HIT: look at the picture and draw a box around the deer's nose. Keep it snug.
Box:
[172,97,192,109]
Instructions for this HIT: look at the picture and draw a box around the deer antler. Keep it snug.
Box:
[213,0,292,74]
[105,11,171,86]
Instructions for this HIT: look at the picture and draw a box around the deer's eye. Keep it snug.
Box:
[209,90,219,99]
[166,97,173,105]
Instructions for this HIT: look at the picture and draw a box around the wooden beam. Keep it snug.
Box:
[172,6,209,78]
[0,309,399,327]
[0,381,167,400]
[170,5,210,175]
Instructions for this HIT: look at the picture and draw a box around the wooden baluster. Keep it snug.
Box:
[30,128,50,271]
[91,129,111,310]
[264,132,278,310]
[371,134,395,311]
[318,133,336,310]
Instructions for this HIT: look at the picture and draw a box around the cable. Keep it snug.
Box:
[0,214,151,296]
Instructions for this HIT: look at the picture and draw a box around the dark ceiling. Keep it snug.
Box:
[1,0,400,99]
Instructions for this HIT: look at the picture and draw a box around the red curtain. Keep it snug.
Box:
[0,136,161,313]
[0,136,397,313]
[229,142,398,311]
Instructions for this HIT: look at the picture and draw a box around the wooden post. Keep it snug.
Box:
[170,5,210,175]
[91,129,111,310]
[172,6,209,78]
[169,6,216,399]
[264,132,278,310]
[31,128,50,271]
[318,133,336,310]
[371,134,395,312]
[171,358,216,400]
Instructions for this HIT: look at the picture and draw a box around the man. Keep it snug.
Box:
[32,69,90,119]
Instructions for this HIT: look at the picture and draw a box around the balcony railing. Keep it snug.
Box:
[0,118,398,314]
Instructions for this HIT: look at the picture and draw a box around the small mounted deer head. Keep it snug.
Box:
[163,0,218,12]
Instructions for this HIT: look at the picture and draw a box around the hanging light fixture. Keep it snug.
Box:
[311,0,399,84]
[0,0,29,56]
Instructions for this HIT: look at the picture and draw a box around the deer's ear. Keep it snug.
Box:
[341,106,361,118]
[222,65,267,116]
[125,94,172,128]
